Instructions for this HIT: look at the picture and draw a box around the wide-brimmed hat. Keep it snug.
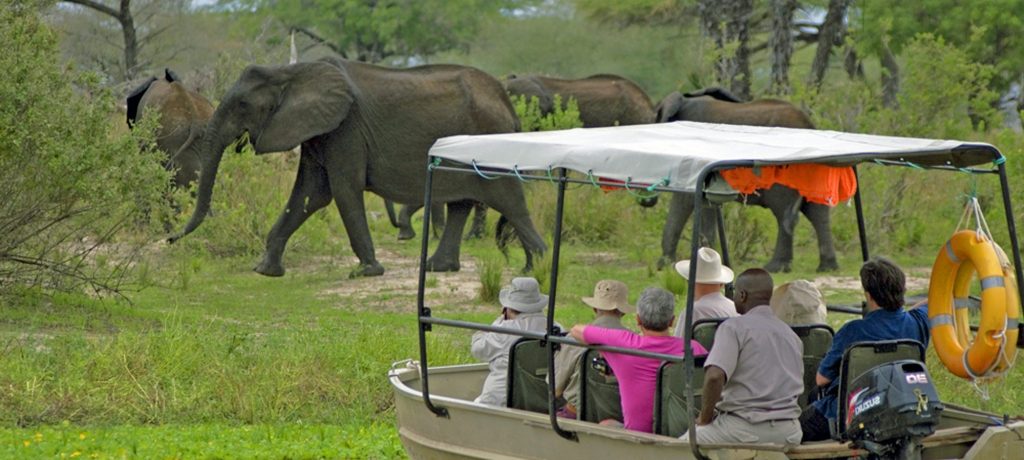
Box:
[674,247,734,284]
[770,280,827,325]
[499,277,549,313]
[581,280,635,313]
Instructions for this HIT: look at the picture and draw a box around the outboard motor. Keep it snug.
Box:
[844,360,944,459]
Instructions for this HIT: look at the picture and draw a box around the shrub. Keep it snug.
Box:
[478,251,504,302]
[0,3,168,297]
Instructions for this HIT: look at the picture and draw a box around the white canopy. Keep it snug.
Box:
[428,122,1001,192]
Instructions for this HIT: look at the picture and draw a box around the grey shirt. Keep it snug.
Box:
[704,305,803,423]
[553,314,627,408]
[673,292,738,337]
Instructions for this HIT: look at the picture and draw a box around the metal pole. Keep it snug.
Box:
[997,163,1024,348]
[417,159,447,418]
[853,165,870,263]
[715,206,733,299]
[546,168,577,441]
[684,172,711,460]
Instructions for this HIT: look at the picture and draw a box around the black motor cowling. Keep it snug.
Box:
[845,360,943,445]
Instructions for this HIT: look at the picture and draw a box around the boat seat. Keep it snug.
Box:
[653,356,706,437]
[832,339,926,440]
[578,349,623,424]
[790,324,835,409]
[506,337,550,414]
[691,318,725,351]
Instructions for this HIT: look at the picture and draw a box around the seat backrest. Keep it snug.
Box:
[790,324,835,409]
[653,357,706,437]
[578,349,623,423]
[834,340,925,438]
[506,337,550,413]
[691,318,725,351]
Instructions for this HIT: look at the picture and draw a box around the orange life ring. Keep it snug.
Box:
[928,230,1016,379]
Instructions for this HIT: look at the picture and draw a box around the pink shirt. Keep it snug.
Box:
[582,326,708,433]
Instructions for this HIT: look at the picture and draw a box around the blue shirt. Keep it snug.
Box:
[812,305,930,420]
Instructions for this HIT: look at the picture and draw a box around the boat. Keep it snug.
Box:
[389,121,1024,459]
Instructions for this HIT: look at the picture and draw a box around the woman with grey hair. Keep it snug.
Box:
[570,287,708,433]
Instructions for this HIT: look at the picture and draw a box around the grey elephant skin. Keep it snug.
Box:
[169,58,547,278]
[654,88,839,273]
[126,69,214,188]
[504,74,655,127]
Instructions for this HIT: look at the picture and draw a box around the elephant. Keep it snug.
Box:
[391,73,657,241]
[168,58,547,278]
[126,68,215,188]
[504,73,656,127]
[653,87,839,273]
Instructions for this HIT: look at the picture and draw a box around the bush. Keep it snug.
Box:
[0,3,168,297]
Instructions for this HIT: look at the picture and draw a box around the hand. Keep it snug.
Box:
[569,324,587,343]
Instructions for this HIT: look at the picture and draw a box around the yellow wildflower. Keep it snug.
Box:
[71,451,81,458]
[23,440,30,447]
[79,432,87,440]
[34,432,43,442]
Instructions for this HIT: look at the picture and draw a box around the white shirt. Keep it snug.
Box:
[673,292,738,337]
[472,312,559,406]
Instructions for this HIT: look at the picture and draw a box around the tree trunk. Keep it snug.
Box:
[808,0,850,89]
[880,41,900,108]
[768,0,796,95]
[700,0,753,99]
[62,0,139,81]
[843,45,864,79]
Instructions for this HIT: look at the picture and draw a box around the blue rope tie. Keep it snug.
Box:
[993,156,1007,166]
[428,157,441,171]
[546,166,558,185]
[471,160,499,180]
[624,177,659,199]
[512,164,528,182]
[586,170,601,189]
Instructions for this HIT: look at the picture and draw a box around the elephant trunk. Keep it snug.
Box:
[168,131,228,243]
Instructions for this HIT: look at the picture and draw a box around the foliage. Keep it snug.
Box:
[0,3,168,297]
[218,0,538,64]
[512,94,584,132]
[853,0,1024,90]
[478,251,504,302]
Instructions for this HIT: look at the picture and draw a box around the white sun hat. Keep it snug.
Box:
[674,247,735,284]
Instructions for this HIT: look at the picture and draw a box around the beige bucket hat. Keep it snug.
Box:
[499,277,549,313]
[674,247,734,284]
[581,280,635,313]
[770,280,827,325]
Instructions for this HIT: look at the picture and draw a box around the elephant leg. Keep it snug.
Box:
[397,204,421,240]
[464,202,488,240]
[762,185,802,273]
[484,190,546,273]
[327,172,384,278]
[256,155,333,277]
[430,203,445,239]
[426,200,472,272]
[658,192,696,269]
[802,202,839,272]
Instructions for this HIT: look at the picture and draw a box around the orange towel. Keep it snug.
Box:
[721,164,857,206]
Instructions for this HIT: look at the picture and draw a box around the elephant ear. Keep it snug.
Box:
[655,92,684,123]
[126,76,158,128]
[254,62,352,153]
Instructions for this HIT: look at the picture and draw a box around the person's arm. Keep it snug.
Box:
[698,365,727,425]
[815,372,831,387]
[471,315,510,362]
[815,325,850,387]
[569,324,588,344]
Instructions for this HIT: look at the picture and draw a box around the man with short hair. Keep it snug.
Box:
[685,268,804,446]
[472,277,559,406]
[570,287,707,433]
[554,279,633,418]
[800,257,930,442]
[673,247,738,338]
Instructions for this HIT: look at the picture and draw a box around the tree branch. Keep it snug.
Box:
[62,0,120,19]
[290,26,342,56]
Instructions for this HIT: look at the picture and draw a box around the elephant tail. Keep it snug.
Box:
[495,215,516,261]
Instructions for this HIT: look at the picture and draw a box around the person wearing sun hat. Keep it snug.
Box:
[553,280,635,418]
[472,277,561,406]
[672,247,739,337]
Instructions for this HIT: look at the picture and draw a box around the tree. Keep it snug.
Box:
[221,0,537,64]
[807,0,849,90]
[1,1,168,297]
[768,0,796,94]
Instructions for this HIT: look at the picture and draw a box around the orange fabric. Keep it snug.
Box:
[597,177,651,193]
[721,164,857,206]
